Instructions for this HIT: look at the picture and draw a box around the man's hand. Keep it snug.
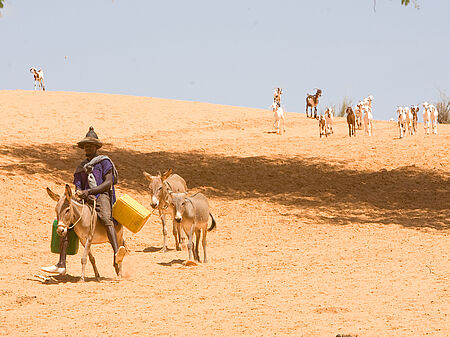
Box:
[76,190,90,200]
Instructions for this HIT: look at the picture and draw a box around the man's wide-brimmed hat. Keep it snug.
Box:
[77,126,103,149]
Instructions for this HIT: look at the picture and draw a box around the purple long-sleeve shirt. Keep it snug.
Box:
[73,158,116,205]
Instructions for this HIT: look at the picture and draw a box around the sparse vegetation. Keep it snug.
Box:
[401,0,420,8]
[435,92,450,124]
[337,97,353,117]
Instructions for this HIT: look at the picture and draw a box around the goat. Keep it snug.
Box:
[429,104,438,134]
[397,106,406,138]
[324,107,334,135]
[410,105,419,134]
[346,106,356,137]
[30,67,45,91]
[319,115,327,138]
[306,88,322,119]
[271,102,285,135]
[363,105,373,136]
[273,87,283,105]
[422,102,431,135]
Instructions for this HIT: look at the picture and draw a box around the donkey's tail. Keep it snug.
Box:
[208,213,216,231]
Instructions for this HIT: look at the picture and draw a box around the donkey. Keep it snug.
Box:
[30,67,45,91]
[346,106,356,137]
[47,185,126,281]
[169,192,216,263]
[306,88,322,118]
[271,102,285,135]
[143,168,187,252]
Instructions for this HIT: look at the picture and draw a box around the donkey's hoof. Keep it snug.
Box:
[176,246,182,251]
[113,263,121,276]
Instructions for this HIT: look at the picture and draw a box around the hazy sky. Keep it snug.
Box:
[1,1,449,120]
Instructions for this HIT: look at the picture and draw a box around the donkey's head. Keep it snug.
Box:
[316,88,322,97]
[169,191,188,223]
[143,168,173,209]
[46,184,75,237]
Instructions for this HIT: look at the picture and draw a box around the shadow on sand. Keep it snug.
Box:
[157,259,185,267]
[1,143,448,230]
[31,273,117,284]
[138,246,174,253]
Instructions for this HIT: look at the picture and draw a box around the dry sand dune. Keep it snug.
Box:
[0,90,448,336]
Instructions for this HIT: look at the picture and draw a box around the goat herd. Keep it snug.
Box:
[272,87,440,138]
[28,68,440,139]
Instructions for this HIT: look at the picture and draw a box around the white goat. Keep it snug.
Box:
[363,105,373,136]
[271,102,285,135]
[397,106,406,138]
[422,102,431,135]
[324,107,334,135]
[429,104,438,134]
[30,67,45,91]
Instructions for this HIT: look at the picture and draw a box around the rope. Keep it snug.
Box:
[90,199,96,235]
[68,199,85,230]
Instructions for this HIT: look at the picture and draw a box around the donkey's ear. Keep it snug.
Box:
[64,184,72,200]
[143,171,152,181]
[46,187,60,202]
[161,168,173,181]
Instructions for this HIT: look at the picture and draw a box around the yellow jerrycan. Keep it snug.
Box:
[112,194,151,233]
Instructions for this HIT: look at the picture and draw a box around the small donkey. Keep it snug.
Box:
[170,192,216,263]
[143,168,187,252]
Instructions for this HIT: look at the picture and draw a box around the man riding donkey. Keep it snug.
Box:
[42,127,126,275]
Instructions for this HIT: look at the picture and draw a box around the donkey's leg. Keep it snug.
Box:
[194,229,201,261]
[187,224,195,261]
[159,211,168,252]
[202,228,208,263]
[173,220,181,251]
[178,222,185,246]
[88,251,100,280]
[80,238,92,282]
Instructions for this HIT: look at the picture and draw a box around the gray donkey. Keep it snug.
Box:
[169,192,216,263]
[143,168,187,252]
[47,185,126,281]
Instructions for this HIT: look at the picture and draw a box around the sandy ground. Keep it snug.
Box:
[0,90,448,337]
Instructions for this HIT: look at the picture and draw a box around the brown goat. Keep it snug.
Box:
[306,88,322,118]
[410,105,419,134]
[346,106,356,137]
